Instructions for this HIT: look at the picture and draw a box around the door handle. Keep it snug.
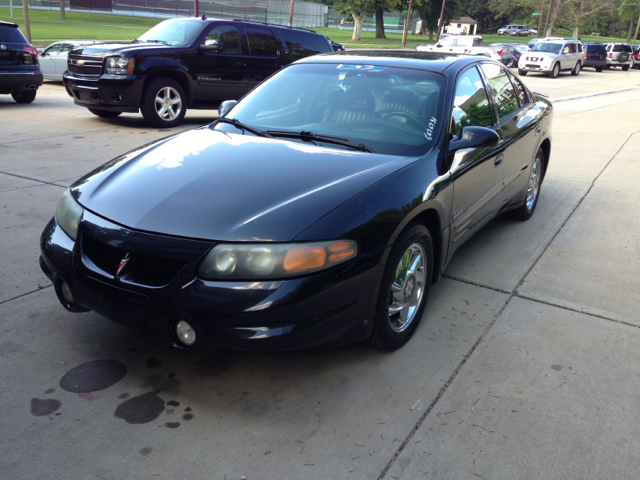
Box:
[234,62,247,68]
[494,154,504,167]
[535,127,541,137]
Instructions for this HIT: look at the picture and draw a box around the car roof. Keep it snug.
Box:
[293,50,495,74]
[158,16,318,34]
[0,20,20,28]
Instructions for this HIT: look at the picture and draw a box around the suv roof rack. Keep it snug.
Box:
[230,18,316,33]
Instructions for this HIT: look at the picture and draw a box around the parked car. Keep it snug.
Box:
[498,24,528,35]
[39,40,98,80]
[40,51,553,353]
[604,43,632,70]
[489,43,517,66]
[63,17,333,127]
[582,42,607,72]
[511,44,528,66]
[0,20,43,103]
[417,35,515,66]
[518,38,583,78]
[324,35,344,51]
[527,38,541,50]
[510,28,530,37]
[632,45,640,68]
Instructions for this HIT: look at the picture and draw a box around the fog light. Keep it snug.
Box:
[176,320,196,346]
[60,281,74,304]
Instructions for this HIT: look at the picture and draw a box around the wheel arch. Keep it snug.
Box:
[539,137,551,180]
[143,69,191,102]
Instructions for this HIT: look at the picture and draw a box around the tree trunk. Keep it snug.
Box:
[634,13,640,42]
[545,0,562,37]
[352,11,365,41]
[626,13,634,43]
[428,27,433,41]
[375,9,386,39]
[572,26,578,38]
[419,21,426,35]
[60,0,66,20]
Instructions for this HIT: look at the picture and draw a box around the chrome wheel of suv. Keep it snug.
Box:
[141,78,187,128]
[549,63,560,78]
[571,62,581,76]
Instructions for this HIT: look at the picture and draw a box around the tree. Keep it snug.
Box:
[334,0,377,40]
[619,0,640,43]
[564,1,609,38]
[414,0,459,40]
[61,0,66,20]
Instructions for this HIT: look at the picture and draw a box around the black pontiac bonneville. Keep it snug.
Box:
[40,51,553,352]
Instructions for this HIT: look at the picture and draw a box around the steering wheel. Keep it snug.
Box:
[382,112,425,130]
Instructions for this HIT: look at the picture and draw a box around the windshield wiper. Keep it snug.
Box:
[266,130,374,153]
[145,39,170,45]
[214,118,273,138]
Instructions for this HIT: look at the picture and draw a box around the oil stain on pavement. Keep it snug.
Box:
[60,359,127,393]
[30,398,61,416]
[115,391,165,424]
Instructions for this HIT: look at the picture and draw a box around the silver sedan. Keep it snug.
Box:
[39,41,97,80]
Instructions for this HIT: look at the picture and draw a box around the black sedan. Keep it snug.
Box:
[40,52,553,352]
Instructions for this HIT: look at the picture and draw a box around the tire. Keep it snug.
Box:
[595,66,603,72]
[508,147,544,221]
[140,78,186,128]
[518,69,528,76]
[88,108,122,118]
[11,90,37,104]
[370,224,433,351]
[622,65,630,71]
[571,61,581,76]
[549,63,560,78]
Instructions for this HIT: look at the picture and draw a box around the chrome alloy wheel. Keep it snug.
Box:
[526,152,542,210]
[154,86,182,121]
[388,243,426,333]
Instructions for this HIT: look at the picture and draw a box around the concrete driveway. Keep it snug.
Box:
[1,69,639,479]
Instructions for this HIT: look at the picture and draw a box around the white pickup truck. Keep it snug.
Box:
[416,35,515,66]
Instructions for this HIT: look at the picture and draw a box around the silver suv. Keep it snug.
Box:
[498,24,528,35]
[518,38,583,78]
[604,43,632,71]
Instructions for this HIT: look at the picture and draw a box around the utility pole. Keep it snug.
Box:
[537,0,544,37]
[402,0,414,48]
[543,0,553,37]
[288,0,295,27]
[22,0,32,43]
[194,0,199,17]
[10,0,13,18]
[436,0,447,40]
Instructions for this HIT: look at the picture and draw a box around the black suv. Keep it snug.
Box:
[0,21,43,103]
[63,17,333,127]
[582,42,607,72]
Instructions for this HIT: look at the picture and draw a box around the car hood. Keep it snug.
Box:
[72,128,418,242]
[71,42,173,56]
[526,51,559,58]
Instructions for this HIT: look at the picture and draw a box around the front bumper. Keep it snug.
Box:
[63,73,143,113]
[519,63,553,73]
[40,210,383,352]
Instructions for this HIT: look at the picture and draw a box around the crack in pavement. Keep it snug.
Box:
[378,125,640,478]
[0,171,68,190]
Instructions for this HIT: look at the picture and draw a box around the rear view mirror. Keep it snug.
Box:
[218,100,237,117]
[200,39,222,53]
[449,126,500,151]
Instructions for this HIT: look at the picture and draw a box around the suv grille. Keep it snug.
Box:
[68,55,103,77]
[81,233,187,288]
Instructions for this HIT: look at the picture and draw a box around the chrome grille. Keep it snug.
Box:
[68,55,103,77]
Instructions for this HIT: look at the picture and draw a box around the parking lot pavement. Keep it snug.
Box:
[1,71,640,479]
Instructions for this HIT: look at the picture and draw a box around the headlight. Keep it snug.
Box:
[105,57,134,75]
[55,189,83,241]
[199,240,358,280]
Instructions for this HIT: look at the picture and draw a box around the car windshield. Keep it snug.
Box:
[532,43,562,54]
[137,19,204,46]
[218,63,446,156]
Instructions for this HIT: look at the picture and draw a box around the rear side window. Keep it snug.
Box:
[246,27,279,57]
[613,44,632,52]
[206,25,242,54]
[506,70,527,106]
[280,30,330,57]
[480,63,519,119]
[0,25,28,43]
[569,43,577,53]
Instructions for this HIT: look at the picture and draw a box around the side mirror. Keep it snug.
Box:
[449,126,500,151]
[200,39,222,53]
[218,100,237,117]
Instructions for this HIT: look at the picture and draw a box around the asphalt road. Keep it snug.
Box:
[1,68,640,479]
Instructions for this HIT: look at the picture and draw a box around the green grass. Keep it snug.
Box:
[0,8,626,48]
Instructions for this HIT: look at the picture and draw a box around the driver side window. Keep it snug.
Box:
[451,67,493,138]
[42,45,59,57]
[206,25,242,54]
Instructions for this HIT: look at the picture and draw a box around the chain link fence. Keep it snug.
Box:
[327,7,421,35]
[0,0,328,27]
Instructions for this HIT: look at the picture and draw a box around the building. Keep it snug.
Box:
[444,16,478,35]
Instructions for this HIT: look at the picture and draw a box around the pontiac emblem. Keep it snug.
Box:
[116,254,130,277]
[0,45,6,50]
[76,60,85,66]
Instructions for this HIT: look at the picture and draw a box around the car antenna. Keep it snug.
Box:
[202,14,207,20]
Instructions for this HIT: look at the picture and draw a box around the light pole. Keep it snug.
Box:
[402,0,413,48]
[436,0,447,40]
[288,0,295,27]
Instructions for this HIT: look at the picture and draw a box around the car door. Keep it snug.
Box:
[192,23,251,105]
[243,26,285,88]
[480,63,541,208]
[447,65,506,256]
[40,43,60,79]
[54,43,75,78]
